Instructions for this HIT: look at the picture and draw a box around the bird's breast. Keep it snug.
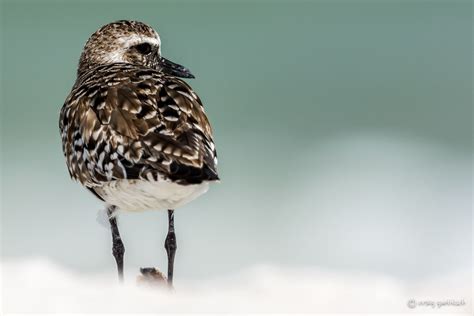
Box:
[94,179,210,212]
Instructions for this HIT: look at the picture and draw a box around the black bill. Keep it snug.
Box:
[159,57,195,78]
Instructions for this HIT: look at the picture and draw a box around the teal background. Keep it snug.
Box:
[0,0,472,288]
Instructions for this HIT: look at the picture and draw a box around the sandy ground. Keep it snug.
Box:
[1,258,471,314]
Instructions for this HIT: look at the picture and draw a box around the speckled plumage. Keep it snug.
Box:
[60,20,218,211]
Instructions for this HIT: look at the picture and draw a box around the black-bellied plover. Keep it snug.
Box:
[59,20,219,286]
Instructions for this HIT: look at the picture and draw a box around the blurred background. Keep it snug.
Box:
[1,0,472,312]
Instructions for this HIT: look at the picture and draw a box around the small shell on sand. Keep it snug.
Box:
[137,267,169,289]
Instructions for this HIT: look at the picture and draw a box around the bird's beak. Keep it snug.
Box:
[159,57,195,78]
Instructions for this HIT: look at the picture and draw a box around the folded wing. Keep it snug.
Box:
[60,65,218,187]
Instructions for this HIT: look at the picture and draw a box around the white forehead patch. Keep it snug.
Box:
[118,34,161,47]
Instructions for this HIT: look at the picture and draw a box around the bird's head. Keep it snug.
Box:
[78,20,194,78]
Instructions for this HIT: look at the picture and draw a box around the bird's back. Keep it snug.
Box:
[60,63,219,206]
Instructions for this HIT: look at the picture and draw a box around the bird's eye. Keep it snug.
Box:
[134,43,152,55]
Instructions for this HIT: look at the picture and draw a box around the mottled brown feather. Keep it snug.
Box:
[60,63,218,187]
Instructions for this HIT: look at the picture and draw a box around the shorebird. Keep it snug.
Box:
[59,20,219,286]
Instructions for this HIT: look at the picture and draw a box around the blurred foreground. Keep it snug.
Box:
[1,258,471,313]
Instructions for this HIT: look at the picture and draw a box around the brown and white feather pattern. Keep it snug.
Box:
[60,63,219,192]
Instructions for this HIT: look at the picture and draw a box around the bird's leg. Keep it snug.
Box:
[107,205,125,282]
[165,209,177,287]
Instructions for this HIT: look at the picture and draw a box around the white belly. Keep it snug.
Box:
[95,179,210,212]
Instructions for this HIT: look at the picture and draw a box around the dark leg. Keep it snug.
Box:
[107,205,125,282]
[165,209,177,286]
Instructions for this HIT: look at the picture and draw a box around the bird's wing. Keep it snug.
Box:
[60,65,218,187]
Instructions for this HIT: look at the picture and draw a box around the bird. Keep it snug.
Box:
[59,20,219,286]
